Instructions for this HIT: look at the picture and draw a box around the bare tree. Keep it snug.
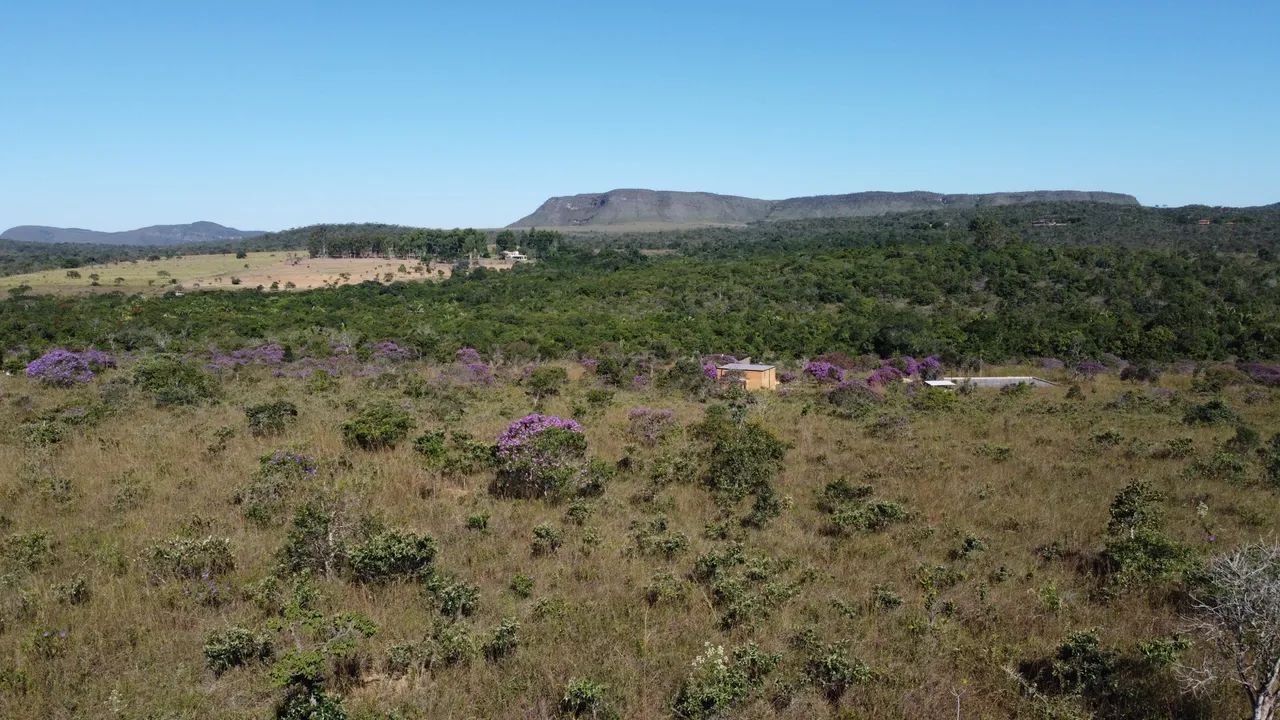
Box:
[1181,543,1280,720]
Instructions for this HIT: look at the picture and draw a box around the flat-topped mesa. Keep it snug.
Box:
[508,188,1140,228]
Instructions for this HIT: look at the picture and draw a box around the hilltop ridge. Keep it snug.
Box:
[509,188,1140,228]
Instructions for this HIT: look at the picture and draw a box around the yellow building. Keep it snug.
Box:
[716,362,778,391]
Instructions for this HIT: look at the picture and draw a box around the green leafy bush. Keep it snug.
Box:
[246,400,299,437]
[341,401,415,449]
[482,617,519,661]
[560,677,617,719]
[346,529,437,583]
[1182,398,1237,426]
[144,536,234,582]
[132,355,221,406]
[673,642,779,720]
[204,627,274,675]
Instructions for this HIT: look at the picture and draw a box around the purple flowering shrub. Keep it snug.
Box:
[803,361,845,383]
[778,371,797,384]
[1076,360,1107,379]
[628,407,676,447]
[368,340,413,363]
[452,347,493,385]
[827,380,883,417]
[580,357,599,373]
[25,349,116,387]
[866,365,905,387]
[1238,362,1280,387]
[207,343,287,370]
[493,414,589,499]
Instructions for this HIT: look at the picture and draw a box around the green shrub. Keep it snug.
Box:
[246,400,299,436]
[631,516,690,559]
[526,366,568,403]
[235,451,317,526]
[204,627,274,675]
[645,572,689,606]
[132,355,220,406]
[144,536,234,582]
[531,523,563,556]
[827,501,908,535]
[341,402,415,449]
[1182,398,1237,426]
[1,532,55,574]
[465,512,490,532]
[54,575,91,605]
[509,574,534,598]
[346,529,436,583]
[482,617,519,661]
[1264,435,1280,488]
[1101,481,1192,588]
[560,677,617,719]
[429,576,480,617]
[804,645,871,702]
[277,500,349,576]
[673,642,779,720]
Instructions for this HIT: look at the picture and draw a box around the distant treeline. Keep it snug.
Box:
[560,201,1280,255]
[3,222,1279,366]
[295,225,561,260]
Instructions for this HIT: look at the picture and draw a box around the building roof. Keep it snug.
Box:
[924,379,957,387]
[718,362,775,372]
[943,376,1056,388]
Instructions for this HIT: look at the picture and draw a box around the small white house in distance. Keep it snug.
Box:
[944,376,1056,389]
[500,250,527,262]
[923,379,957,390]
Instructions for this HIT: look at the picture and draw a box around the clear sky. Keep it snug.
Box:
[2,1,1277,232]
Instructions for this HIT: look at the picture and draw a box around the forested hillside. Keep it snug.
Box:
[2,226,1277,369]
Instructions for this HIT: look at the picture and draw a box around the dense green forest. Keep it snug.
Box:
[3,221,1278,367]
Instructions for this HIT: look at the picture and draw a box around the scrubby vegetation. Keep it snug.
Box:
[1,206,1279,717]
[1,344,1278,719]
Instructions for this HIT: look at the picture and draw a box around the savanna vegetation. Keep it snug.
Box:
[2,345,1280,718]
[2,201,1279,718]
[3,209,1279,366]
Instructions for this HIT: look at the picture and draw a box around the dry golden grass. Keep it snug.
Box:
[0,253,520,296]
[0,364,1276,718]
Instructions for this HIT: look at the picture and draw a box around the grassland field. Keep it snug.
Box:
[1,354,1276,719]
[0,252,519,296]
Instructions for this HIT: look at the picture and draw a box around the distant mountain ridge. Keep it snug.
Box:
[1,221,265,246]
[509,189,1140,228]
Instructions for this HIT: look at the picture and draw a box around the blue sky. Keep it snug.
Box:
[2,1,1277,231]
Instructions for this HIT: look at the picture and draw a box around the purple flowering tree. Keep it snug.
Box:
[25,349,116,387]
[493,414,588,499]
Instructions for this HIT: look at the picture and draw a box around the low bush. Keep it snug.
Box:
[144,536,234,582]
[1183,398,1237,426]
[341,401,415,449]
[132,355,220,406]
[346,529,437,584]
[560,677,617,719]
[672,642,780,720]
[246,400,299,437]
[204,627,274,675]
